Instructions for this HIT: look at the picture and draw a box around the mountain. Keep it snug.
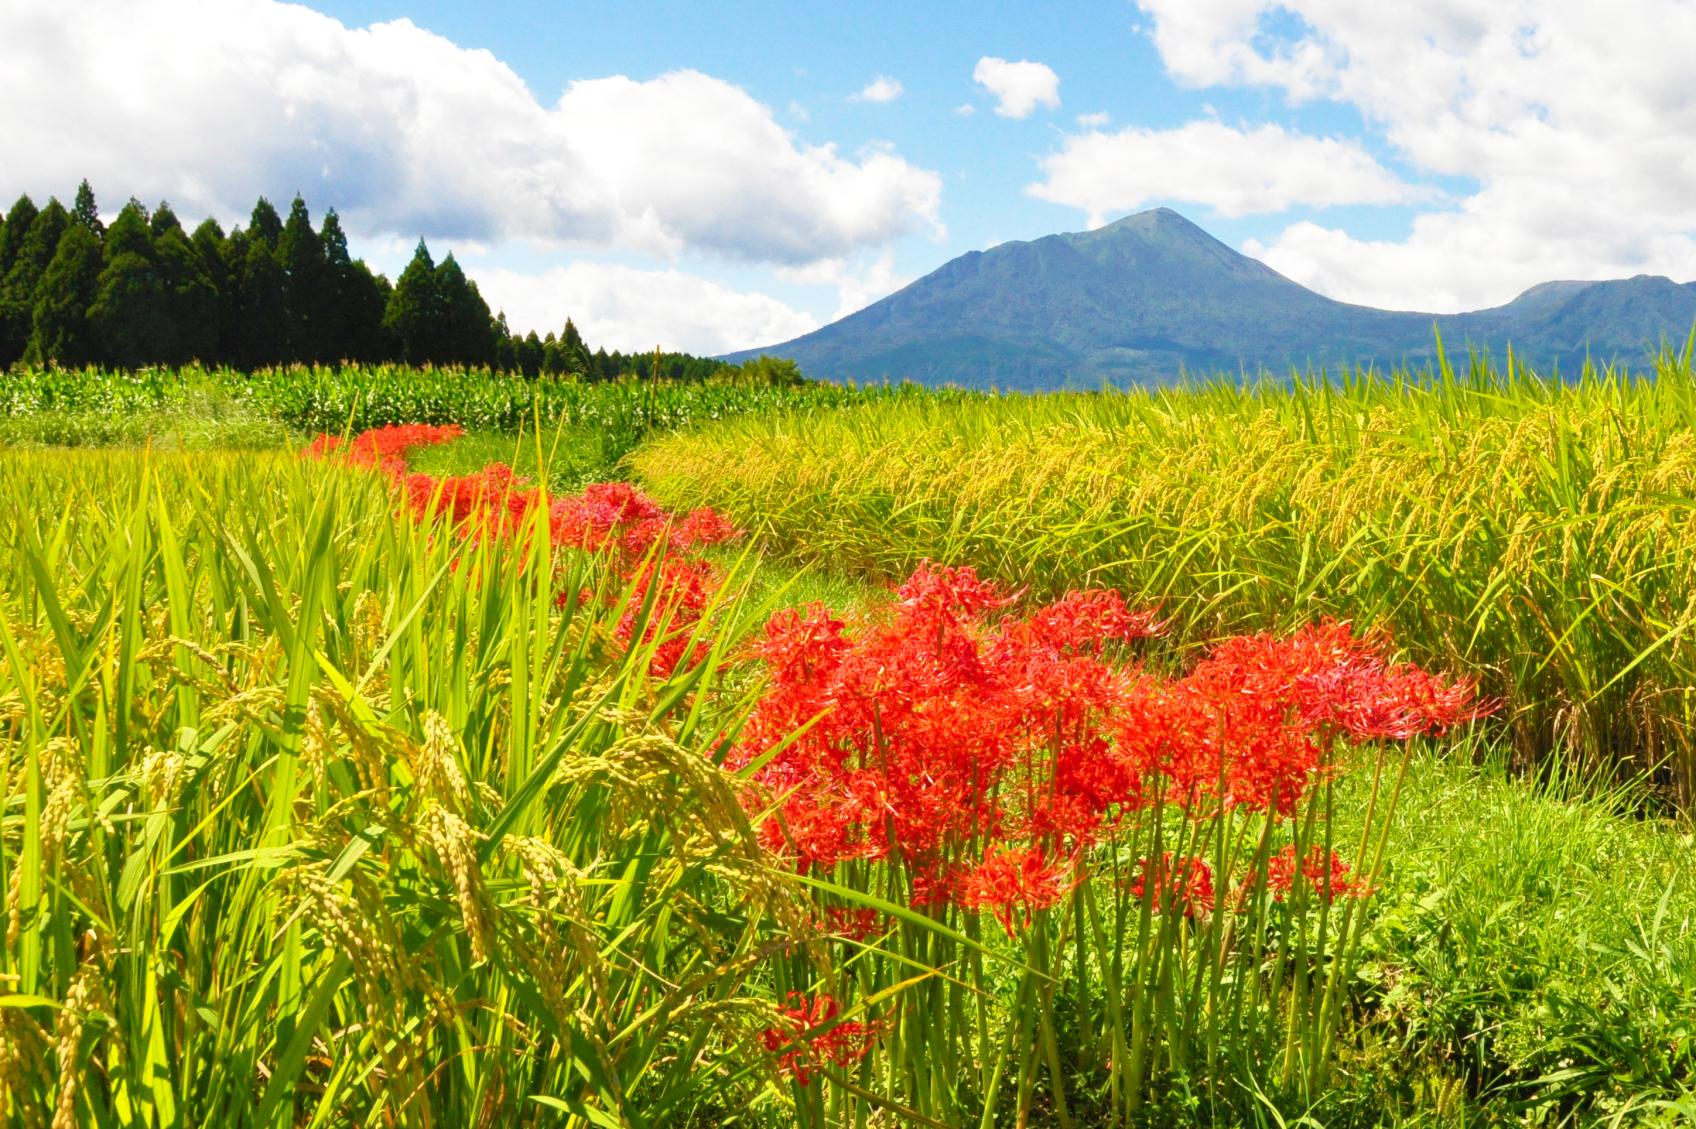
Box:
[723,209,1696,388]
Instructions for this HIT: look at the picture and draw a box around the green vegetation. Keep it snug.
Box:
[0,448,839,1126]
[1343,751,1696,1122]
[635,350,1696,801]
[3,358,1695,1126]
[0,361,926,484]
[0,182,735,378]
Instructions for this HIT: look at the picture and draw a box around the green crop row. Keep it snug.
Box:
[0,362,940,432]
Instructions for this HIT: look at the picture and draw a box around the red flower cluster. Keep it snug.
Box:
[737,564,1486,935]
[303,425,741,677]
[614,554,724,676]
[305,423,464,479]
[1129,853,1216,917]
[822,906,883,942]
[403,463,531,531]
[1259,844,1367,904]
[760,992,880,1086]
[956,845,1081,936]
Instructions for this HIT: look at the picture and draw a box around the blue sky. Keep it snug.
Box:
[5,1,1694,353]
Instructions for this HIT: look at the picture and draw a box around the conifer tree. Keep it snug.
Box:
[217,226,250,366]
[231,198,288,366]
[26,223,103,365]
[383,239,443,364]
[493,312,516,372]
[104,199,152,258]
[340,260,391,363]
[247,197,283,248]
[0,195,36,282]
[155,225,217,363]
[561,317,592,374]
[434,252,492,365]
[315,208,354,361]
[518,329,544,378]
[190,218,231,362]
[71,179,104,239]
[149,201,184,239]
[0,198,66,367]
[277,195,327,360]
[90,200,176,367]
[233,236,287,367]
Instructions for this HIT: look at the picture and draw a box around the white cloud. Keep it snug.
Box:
[852,75,904,103]
[471,262,818,354]
[1028,120,1423,225]
[1075,111,1111,128]
[955,102,977,116]
[0,0,942,268]
[777,251,914,320]
[972,57,1061,119]
[1134,0,1696,310]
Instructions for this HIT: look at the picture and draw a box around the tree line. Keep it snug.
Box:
[0,181,737,381]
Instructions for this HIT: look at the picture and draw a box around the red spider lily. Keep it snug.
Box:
[1257,844,1367,903]
[305,423,464,481]
[302,428,742,680]
[760,993,880,1086]
[548,481,666,553]
[956,845,1081,937]
[737,563,1484,937]
[1129,852,1215,917]
[1023,589,1164,653]
[402,463,534,531]
[1189,620,1494,744]
[302,432,344,459]
[617,555,723,676]
[822,906,883,942]
[672,506,743,550]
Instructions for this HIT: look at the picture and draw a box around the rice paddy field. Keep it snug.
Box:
[3,360,1695,1127]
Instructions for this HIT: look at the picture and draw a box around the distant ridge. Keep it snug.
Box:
[724,208,1696,388]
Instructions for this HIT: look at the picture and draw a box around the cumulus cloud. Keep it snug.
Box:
[1029,120,1422,225]
[852,76,904,103]
[0,0,942,267]
[471,262,818,354]
[778,251,915,320]
[1074,111,1111,128]
[1133,0,1696,310]
[972,57,1061,118]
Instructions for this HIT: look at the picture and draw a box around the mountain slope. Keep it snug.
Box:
[726,210,1696,387]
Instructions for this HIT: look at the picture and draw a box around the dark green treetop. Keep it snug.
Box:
[26,222,103,366]
[0,194,38,280]
[247,197,283,248]
[383,239,444,365]
[0,198,67,366]
[150,201,184,239]
[71,179,104,238]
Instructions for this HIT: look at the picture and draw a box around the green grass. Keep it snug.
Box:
[0,380,292,449]
[0,447,830,1126]
[5,366,1696,1126]
[1329,747,1696,1125]
[633,350,1696,803]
